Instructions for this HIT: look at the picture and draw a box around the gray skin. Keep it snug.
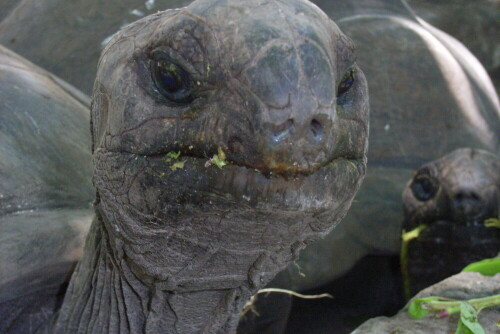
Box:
[274,0,500,291]
[0,45,93,333]
[403,148,500,296]
[0,0,369,333]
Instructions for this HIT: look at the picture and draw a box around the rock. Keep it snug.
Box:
[353,272,500,334]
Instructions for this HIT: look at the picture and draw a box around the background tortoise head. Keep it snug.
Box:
[403,148,499,229]
[89,0,368,293]
[402,148,499,296]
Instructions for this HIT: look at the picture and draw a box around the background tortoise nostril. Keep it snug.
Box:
[452,191,483,215]
[310,119,323,141]
[453,191,481,204]
[470,192,480,201]
[272,119,294,142]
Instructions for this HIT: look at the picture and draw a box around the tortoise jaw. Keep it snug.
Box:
[135,146,340,179]
[150,153,365,212]
[95,148,364,213]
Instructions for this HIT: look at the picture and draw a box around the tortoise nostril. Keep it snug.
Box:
[454,193,465,203]
[272,119,294,142]
[470,192,480,201]
[454,191,481,203]
[310,119,323,141]
[452,191,483,217]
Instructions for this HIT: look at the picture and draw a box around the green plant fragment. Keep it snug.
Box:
[402,224,427,242]
[170,160,186,171]
[456,319,474,334]
[408,297,440,319]
[401,224,427,300]
[166,151,181,160]
[409,295,500,332]
[484,218,500,229]
[462,258,500,276]
[212,147,227,169]
[457,302,485,334]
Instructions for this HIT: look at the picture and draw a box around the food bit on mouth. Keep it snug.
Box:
[206,147,228,169]
[170,160,186,171]
[164,151,186,171]
[165,151,181,161]
[484,218,500,229]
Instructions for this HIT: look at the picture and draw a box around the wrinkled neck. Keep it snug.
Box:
[53,214,246,334]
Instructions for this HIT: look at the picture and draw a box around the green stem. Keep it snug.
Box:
[401,224,427,300]
[424,294,500,316]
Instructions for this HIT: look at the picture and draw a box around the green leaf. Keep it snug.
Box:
[462,258,500,276]
[458,302,485,334]
[455,319,474,334]
[408,297,441,319]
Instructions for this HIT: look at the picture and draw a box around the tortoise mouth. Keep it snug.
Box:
[414,220,500,245]
[161,154,362,211]
[134,149,348,178]
[95,148,365,212]
[411,214,496,229]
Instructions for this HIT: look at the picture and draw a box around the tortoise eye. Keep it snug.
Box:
[337,68,355,103]
[411,171,439,202]
[151,53,193,104]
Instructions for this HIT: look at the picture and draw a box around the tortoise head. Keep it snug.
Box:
[403,148,499,229]
[90,0,368,291]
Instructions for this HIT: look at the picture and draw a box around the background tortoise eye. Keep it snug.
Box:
[336,68,355,103]
[410,172,439,202]
[151,54,193,103]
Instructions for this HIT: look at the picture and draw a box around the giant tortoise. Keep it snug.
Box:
[0,0,369,333]
[0,44,93,333]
